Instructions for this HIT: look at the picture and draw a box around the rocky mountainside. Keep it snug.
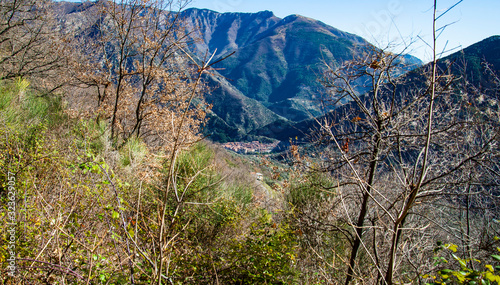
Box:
[178,8,422,140]
[53,2,423,142]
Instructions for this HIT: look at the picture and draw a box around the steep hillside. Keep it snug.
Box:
[53,2,422,141]
[203,74,284,142]
[252,35,500,142]
[181,8,281,58]
[178,8,422,138]
[186,11,372,123]
[442,35,500,93]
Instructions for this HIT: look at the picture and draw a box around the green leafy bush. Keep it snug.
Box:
[224,214,299,284]
[424,241,500,285]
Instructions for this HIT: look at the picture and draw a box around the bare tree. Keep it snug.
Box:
[288,1,500,284]
[70,0,205,148]
[0,0,67,90]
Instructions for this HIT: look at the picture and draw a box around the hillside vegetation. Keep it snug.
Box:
[1,0,500,285]
[0,78,301,283]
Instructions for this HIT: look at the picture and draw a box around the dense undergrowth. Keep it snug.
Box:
[0,80,300,284]
[0,75,499,285]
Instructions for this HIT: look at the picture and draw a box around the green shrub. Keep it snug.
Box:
[424,242,500,285]
[0,80,300,283]
[223,213,299,284]
[119,136,148,167]
[0,78,65,128]
[286,171,336,209]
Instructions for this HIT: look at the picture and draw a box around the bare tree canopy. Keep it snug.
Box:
[0,0,67,90]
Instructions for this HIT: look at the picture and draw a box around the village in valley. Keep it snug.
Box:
[221,141,280,154]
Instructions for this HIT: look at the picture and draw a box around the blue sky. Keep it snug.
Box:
[60,0,499,62]
[186,0,500,62]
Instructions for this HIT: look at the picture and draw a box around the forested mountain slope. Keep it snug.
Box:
[252,35,500,142]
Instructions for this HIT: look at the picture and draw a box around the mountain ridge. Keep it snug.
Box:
[251,35,500,142]
[52,2,423,142]
[177,7,423,140]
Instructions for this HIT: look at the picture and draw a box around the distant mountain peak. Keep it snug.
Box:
[255,10,275,17]
[54,4,425,142]
[183,7,275,18]
[176,8,425,140]
[281,13,316,22]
